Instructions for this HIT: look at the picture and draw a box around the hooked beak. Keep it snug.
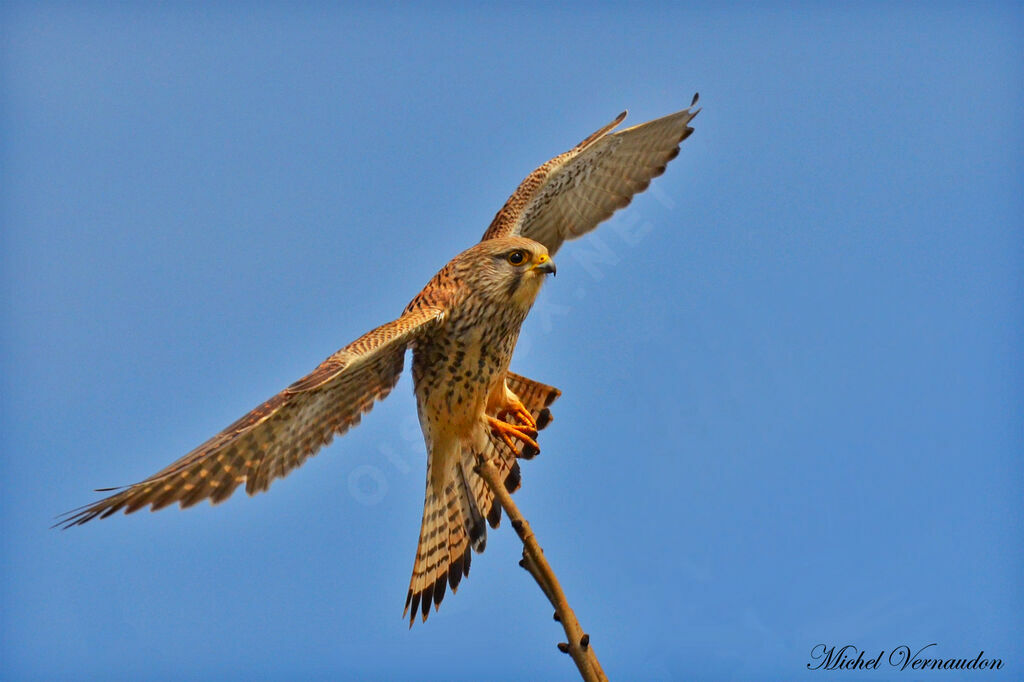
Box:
[531,254,556,276]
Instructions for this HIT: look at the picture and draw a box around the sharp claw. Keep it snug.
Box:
[514,429,539,453]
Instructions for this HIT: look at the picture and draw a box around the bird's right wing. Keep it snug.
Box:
[58,304,446,528]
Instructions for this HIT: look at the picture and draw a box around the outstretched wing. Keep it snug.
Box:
[481,95,700,255]
[58,305,446,528]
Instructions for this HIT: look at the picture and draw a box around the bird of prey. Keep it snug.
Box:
[59,96,700,625]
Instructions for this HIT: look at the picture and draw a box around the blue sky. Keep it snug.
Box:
[2,2,1021,680]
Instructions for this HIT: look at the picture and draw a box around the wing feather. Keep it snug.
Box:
[481,96,700,254]
[57,305,446,528]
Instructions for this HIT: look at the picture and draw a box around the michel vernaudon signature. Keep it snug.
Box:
[807,643,1004,672]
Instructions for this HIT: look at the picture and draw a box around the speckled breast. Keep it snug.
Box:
[411,295,528,435]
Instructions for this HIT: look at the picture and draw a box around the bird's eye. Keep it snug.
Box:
[507,250,528,266]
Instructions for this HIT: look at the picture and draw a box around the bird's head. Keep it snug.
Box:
[455,236,556,309]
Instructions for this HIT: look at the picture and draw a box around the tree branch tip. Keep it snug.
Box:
[474,450,605,681]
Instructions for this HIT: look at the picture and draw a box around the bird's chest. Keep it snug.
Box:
[412,301,525,435]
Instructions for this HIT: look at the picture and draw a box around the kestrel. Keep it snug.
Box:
[60,97,700,625]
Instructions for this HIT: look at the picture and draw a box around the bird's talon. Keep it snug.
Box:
[497,403,537,430]
[487,415,541,457]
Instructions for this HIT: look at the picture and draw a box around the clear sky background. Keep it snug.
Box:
[2,3,1021,680]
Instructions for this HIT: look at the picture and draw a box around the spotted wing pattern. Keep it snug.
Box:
[57,306,446,528]
[481,95,700,255]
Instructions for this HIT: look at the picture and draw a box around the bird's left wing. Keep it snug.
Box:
[57,305,446,528]
[481,95,700,255]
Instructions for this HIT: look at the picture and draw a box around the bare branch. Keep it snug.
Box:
[474,454,608,682]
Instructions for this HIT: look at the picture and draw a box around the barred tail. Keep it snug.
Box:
[404,449,482,626]
[403,372,561,625]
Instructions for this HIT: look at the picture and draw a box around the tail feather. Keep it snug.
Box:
[456,457,487,552]
[403,371,560,625]
[463,432,520,532]
[404,459,474,626]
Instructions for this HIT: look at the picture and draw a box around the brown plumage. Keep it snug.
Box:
[483,96,700,254]
[58,98,699,625]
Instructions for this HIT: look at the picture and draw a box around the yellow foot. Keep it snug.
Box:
[487,415,539,457]
[499,401,537,430]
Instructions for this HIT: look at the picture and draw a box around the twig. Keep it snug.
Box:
[474,454,609,682]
